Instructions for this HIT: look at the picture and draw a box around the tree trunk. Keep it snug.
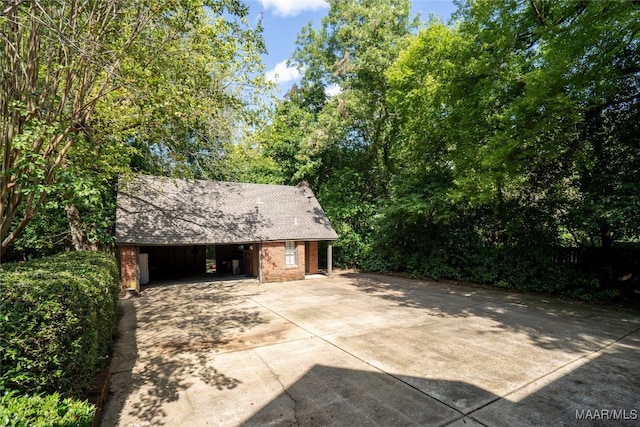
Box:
[65,204,97,251]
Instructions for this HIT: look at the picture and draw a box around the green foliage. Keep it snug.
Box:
[6,204,69,261]
[239,0,639,301]
[243,0,637,300]
[101,0,271,181]
[361,0,640,298]
[252,0,418,268]
[0,391,94,427]
[0,251,119,398]
[290,0,419,187]
[1,0,271,256]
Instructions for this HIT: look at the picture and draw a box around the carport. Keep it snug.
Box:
[137,244,255,281]
[115,175,338,291]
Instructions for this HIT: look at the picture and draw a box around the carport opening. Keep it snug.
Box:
[140,245,206,282]
[318,240,329,271]
[213,244,258,278]
[206,245,216,273]
[139,244,258,283]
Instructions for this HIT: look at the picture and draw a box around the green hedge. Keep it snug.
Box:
[0,251,119,398]
[362,240,611,301]
[0,392,94,427]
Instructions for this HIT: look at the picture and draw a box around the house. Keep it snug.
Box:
[115,175,338,292]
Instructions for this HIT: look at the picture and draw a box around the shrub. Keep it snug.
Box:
[364,227,608,300]
[0,251,119,398]
[0,391,94,427]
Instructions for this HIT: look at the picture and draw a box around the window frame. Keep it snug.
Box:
[284,241,297,267]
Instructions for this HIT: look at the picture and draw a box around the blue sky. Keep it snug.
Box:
[243,0,458,97]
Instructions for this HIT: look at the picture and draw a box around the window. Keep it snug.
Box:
[285,241,297,266]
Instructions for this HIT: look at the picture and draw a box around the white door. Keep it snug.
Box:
[138,253,149,285]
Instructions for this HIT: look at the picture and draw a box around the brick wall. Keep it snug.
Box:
[306,241,319,274]
[120,245,139,292]
[261,241,305,282]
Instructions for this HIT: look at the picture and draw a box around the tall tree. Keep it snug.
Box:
[61,0,269,250]
[0,0,268,255]
[382,0,640,288]
[256,0,418,266]
[1,0,131,254]
[290,0,418,189]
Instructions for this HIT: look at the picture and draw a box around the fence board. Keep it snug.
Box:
[553,246,640,278]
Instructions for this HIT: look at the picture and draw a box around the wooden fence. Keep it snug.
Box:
[553,246,640,278]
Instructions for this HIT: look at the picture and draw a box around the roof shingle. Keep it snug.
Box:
[115,175,338,245]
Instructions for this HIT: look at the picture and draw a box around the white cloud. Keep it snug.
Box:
[266,60,301,84]
[258,0,328,17]
[325,83,342,97]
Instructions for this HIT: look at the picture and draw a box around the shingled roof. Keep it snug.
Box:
[115,175,338,245]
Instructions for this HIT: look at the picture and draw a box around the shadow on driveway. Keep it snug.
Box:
[341,272,638,355]
[102,272,640,426]
[242,347,640,427]
[102,278,262,426]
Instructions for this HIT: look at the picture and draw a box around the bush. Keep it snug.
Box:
[0,391,94,427]
[0,251,119,398]
[396,242,600,299]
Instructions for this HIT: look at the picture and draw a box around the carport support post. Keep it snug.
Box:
[327,242,332,276]
[258,243,264,284]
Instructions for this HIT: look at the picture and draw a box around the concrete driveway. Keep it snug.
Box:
[101,272,640,426]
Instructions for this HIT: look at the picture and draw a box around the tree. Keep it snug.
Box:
[101,2,269,180]
[291,0,419,191]
[1,0,128,254]
[254,0,418,266]
[1,0,269,256]
[381,0,639,290]
[62,0,269,250]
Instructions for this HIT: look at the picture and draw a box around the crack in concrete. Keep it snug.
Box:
[250,292,640,426]
[464,323,640,421]
[254,351,300,426]
[282,385,300,426]
[250,297,467,420]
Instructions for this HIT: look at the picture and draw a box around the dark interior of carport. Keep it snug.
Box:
[140,244,259,282]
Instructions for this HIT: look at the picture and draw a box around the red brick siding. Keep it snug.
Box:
[120,245,139,291]
[261,241,305,282]
[306,241,319,274]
